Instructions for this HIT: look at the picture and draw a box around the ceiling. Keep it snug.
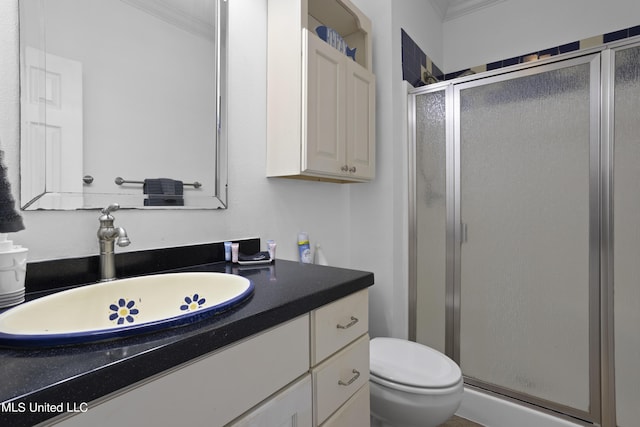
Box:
[429,0,506,22]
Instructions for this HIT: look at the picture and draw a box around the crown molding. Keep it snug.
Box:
[429,0,448,21]
[430,0,506,22]
[119,0,214,40]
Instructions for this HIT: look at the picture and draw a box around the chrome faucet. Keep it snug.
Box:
[97,204,130,281]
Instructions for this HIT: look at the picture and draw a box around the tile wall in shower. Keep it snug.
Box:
[401,24,640,88]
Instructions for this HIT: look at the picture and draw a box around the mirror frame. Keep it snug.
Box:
[18,0,228,210]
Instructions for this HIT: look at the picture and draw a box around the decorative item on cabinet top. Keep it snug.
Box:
[316,25,357,61]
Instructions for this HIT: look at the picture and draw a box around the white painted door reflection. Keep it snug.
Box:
[21,47,83,209]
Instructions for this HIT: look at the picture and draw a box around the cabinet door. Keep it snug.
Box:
[230,375,312,427]
[305,34,347,176]
[55,316,310,427]
[346,61,375,180]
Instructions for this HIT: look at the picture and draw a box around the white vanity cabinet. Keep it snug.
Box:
[52,290,370,427]
[267,0,375,183]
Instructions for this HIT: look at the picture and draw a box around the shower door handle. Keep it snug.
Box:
[461,223,468,244]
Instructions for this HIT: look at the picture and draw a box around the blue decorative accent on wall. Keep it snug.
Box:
[402,24,640,88]
[604,28,629,43]
[487,60,502,71]
[401,29,429,87]
[503,56,520,67]
[558,41,580,54]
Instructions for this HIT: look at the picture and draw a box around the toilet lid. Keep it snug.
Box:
[370,337,462,389]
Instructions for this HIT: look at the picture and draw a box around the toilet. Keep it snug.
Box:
[369,337,464,427]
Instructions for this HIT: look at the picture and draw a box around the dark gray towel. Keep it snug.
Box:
[143,178,184,196]
[144,197,184,206]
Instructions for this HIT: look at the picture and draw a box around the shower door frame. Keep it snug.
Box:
[408,37,640,427]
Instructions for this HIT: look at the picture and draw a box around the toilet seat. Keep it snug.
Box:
[370,337,462,389]
[370,371,463,396]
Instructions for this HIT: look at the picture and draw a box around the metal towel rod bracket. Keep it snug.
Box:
[114,177,202,188]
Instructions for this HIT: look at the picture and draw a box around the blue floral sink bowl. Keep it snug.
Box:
[0,272,254,348]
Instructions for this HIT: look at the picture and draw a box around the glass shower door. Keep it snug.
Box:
[613,44,640,427]
[413,89,449,354]
[454,56,600,420]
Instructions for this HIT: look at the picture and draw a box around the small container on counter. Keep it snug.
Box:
[298,232,312,264]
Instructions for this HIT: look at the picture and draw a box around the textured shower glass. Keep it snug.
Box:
[613,45,640,427]
[458,64,591,411]
[415,91,447,353]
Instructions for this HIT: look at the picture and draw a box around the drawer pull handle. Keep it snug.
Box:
[338,369,361,386]
[336,316,359,330]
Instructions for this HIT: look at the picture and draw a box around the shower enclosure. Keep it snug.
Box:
[409,39,640,427]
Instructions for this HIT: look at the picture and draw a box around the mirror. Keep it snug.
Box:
[19,0,228,210]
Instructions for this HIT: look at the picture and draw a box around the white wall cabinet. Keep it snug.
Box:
[306,33,375,181]
[267,0,375,183]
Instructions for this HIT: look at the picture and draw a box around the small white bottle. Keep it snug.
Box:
[266,240,276,260]
[231,242,239,263]
[314,244,328,266]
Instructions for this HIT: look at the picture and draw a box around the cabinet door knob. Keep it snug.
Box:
[341,165,349,172]
[348,166,357,173]
[336,316,359,329]
[338,369,361,386]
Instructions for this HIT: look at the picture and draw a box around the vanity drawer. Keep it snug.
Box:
[320,383,370,427]
[311,289,368,364]
[312,333,369,425]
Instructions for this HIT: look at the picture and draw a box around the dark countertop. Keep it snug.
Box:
[0,260,374,427]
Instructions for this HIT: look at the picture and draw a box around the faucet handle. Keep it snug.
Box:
[101,203,120,215]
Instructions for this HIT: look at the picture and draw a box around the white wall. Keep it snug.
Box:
[443,0,640,72]
[395,0,444,69]
[348,0,442,339]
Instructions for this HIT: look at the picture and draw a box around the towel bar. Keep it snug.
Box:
[114,177,202,188]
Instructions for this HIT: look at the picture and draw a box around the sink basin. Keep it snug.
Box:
[0,272,254,348]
